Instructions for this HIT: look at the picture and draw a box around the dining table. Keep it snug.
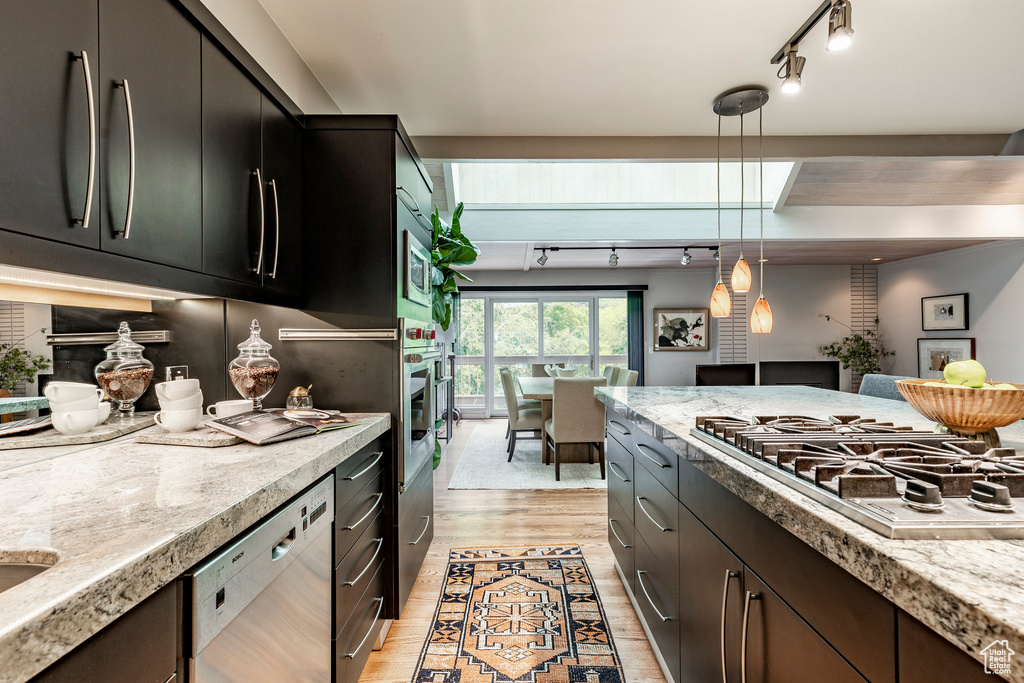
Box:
[517,375,594,464]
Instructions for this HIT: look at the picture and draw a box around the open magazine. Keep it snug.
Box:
[206,409,360,446]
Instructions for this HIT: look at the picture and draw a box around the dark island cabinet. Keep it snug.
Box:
[98,0,202,270]
[0,1,101,248]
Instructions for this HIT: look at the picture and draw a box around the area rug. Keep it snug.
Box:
[412,545,624,683]
[448,421,607,490]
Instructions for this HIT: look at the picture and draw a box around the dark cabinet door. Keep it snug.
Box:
[678,501,745,683]
[98,0,202,269]
[261,96,302,294]
[742,571,867,683]
[0,1,100,248]
[201,37,262,284]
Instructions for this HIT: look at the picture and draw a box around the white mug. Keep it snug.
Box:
[44,382,103,404]
[155,408,203,433]
[158,391,204,411]
[206,400,253,419]
[49,394,101,414]
[51,404,109,435]
[156,379,201,402]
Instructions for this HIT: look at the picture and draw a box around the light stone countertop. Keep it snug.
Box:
[0,413,390,683]
[595,385,1024,683]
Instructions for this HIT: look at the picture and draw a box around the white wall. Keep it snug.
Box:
[878,241,1024,381]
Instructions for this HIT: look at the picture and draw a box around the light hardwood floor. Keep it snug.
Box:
[360,419,666,683]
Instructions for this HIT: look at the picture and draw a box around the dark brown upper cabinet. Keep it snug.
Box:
[0,1,101,248]
[260,94,302,295]
[98,0,202,270]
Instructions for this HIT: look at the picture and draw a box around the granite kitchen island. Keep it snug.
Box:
[597,385,1024,683]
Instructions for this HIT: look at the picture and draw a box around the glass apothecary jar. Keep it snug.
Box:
[229,319,279,410]
[94,322,154,420]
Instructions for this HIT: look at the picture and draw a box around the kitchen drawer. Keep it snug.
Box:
[334,511,386,638]
[627,421,679,500]
[606,435,634,524]
[335,439,385,515]
[396,458,433,615]
[607,493,634,594]
[606,410,637,450]
[334,470,384,561]
[634,536,681,683]
[634,464,679,585]
[334,563,385,683]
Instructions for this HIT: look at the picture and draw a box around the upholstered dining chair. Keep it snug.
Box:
[500,367,541,437]
[858,374,914,401]
[543,377,607,481]
[500,369,543,459]
[616,369,638,386]
[603,366,619,384]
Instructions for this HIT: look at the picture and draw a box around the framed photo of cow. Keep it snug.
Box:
[654,308,710,351]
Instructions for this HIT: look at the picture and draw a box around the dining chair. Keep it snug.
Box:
[616,369,638,386]
[543,377,607,481]
[858,374,914,401]
[500,369,543,459]
[603,366,618,384]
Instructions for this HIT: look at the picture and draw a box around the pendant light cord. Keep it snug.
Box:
[739,112,744,258]
[717,110,722,283]
[759,98,764,295]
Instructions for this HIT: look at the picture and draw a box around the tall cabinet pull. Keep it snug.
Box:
[116,80,136,239]
[268,179,280,278]
[720,570,739,683]
[740,590,760,683]
[252,169,265,274]
[75,52,96,228]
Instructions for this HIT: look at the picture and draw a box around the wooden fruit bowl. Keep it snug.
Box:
[895,379,1024,434]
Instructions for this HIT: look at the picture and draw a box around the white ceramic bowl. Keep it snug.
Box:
[156,379,201,402]
[44,382,103,404]
[158,390,204,411]
[155,407,204,433]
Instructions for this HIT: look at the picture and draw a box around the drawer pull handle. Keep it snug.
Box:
[721,570,739,683]
[608,461,630,483]
[608,518,631,549]
[344,597,384,658]
[396,185,423,215]
[74,51,96,228]
[608,420,631,436]
[409,515,431,545]
[115,80,136,239]
[344,452,384,481]
[343,538,384,586]
[636,570,670,622]
[636,496,670,532]
[741,590,760,683]
[635,443,668,469]
[343,493,382,530]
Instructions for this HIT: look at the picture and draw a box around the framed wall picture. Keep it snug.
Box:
[917,338,976,379]
[921,293,969,331]
[654,308,709,351]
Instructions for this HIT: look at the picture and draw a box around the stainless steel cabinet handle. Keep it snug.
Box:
[636,443,668,469]
[344,597,383,658]
[343,538,383,586]
[636,496,670,532]
[608,518,631,548]
[721,570,739,683]
[636,570,670,622]
[608,420,631,436]
[75,52,96,228]
[116,80,135,239]
[409,515,430,545]
[741,590,760,683]
[252,169,265,274]
[343,452,384,481]
[343,492,382,530]
[268,179,280,278]
[608,461,630,483]
[396,185,422,215]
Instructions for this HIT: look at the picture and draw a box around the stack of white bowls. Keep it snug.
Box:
[43,382,111,435]
[155,379,204,432]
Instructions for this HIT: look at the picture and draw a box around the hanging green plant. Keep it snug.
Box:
[818,315,895,376]
[430,202,480,331]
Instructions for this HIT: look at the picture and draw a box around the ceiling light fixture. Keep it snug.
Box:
[709,109,731,318]
[871,257,883,262]
[827,0,854,51]
[608,248,619,267]
[731,112,752,293]
[751,93,774,334]
[778,45,806,94]
[771,1,854,93]
[537,248,549,266]
[680,249,692,266]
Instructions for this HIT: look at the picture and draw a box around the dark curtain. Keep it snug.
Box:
[626,291,645,386]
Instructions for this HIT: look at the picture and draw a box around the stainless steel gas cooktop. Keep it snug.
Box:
[690,414,1024,539]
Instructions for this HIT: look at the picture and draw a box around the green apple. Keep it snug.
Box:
[943,359,987,388]
[924,381,948,387]
[993,383,1018,390]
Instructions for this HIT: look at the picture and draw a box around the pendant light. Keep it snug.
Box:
[731,112,752,293]
[751,95,774,334]
[709,109,731,318]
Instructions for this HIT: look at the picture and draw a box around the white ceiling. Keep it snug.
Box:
[258,0,1024,136]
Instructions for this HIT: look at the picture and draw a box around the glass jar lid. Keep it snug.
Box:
[103,322,145,356]
[237,319,273,356]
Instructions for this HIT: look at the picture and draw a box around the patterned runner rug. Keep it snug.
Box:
[412,545,624,683]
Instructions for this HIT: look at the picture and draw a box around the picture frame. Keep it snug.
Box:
[917,338,976,379]
[921,293,969,331]
[654,308,710,352]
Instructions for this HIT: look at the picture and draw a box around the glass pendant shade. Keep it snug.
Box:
[750,295,774,334]
[731,257,752,293]
[710,281,732,318]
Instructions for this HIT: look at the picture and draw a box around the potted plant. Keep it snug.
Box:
[819,315,894,389]
[0,328,52,421]
[429,202,480,331]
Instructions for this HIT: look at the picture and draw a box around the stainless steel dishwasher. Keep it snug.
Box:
[184,475,335,682]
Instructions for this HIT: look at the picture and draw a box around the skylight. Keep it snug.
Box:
[452,161,794,207]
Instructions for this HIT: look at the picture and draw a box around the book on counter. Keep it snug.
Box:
[206,409,360,446]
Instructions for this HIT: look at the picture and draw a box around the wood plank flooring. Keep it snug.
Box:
[360,419,666,683]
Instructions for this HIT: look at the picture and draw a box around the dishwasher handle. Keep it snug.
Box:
[271,528,296,561]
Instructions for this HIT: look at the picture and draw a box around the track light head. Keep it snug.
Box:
[536,249,549,267]
[713,249,720,261]
[827,0,854,51]
[778,45,805,94]
[608,249,619,267]
[680,249,692,266]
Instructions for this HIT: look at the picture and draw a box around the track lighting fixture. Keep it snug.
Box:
[536,248,549,267]
[827,0,854,51]
[772,1,854,94]
[713,249,720,261]
[608,249,619,267]
[778,45,805,94]
[680,249,692,266]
